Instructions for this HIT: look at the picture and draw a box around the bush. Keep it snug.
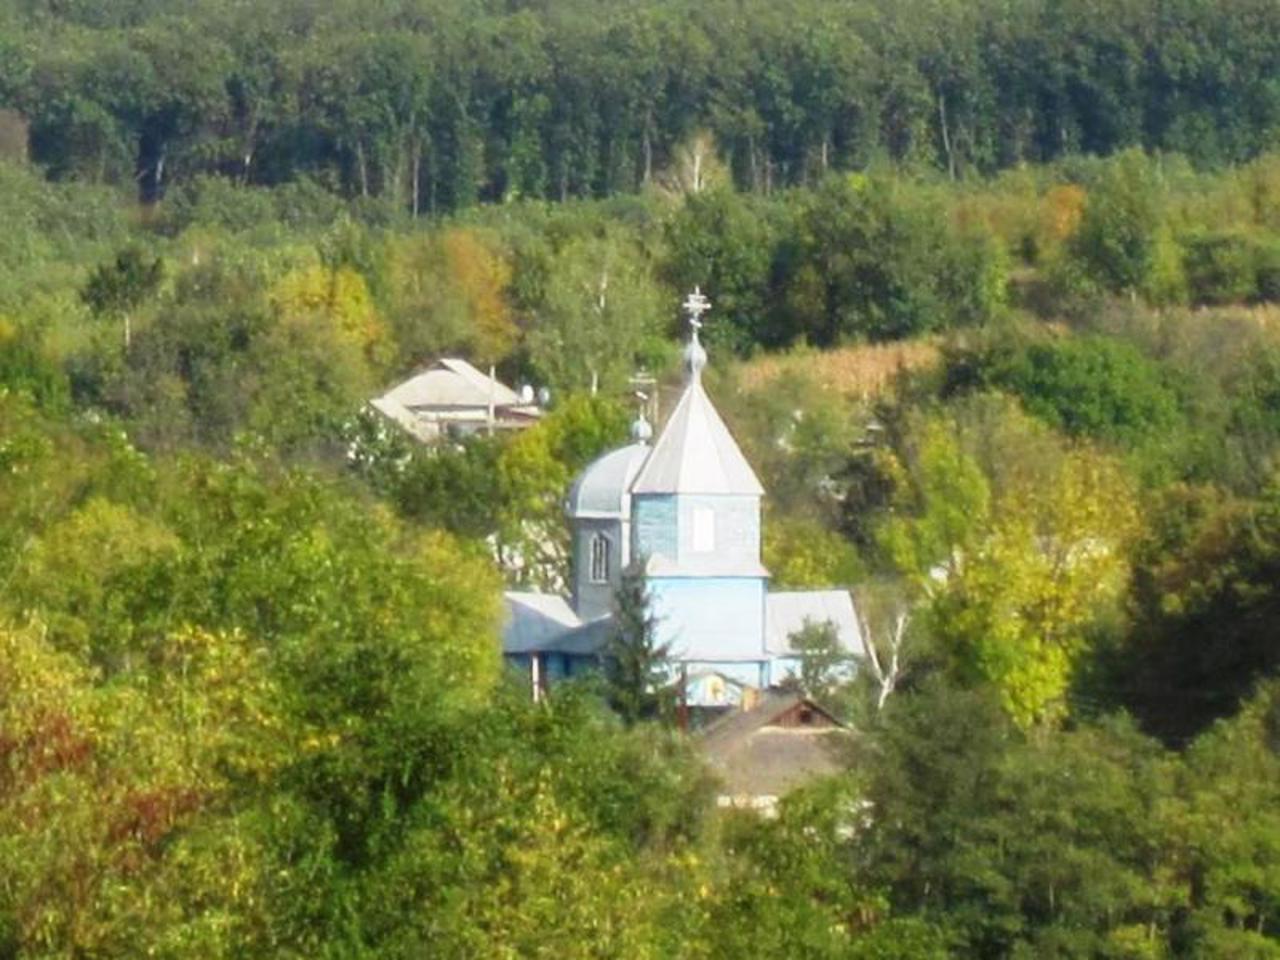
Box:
[1253,237,1280,302]
[775,175,1007,346]
[946,332,1183,449]
[1181,230,1258,305]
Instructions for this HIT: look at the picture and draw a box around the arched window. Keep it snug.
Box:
[589,533,611,583]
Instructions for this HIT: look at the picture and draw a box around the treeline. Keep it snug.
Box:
[2,0,1280,206]
[9,147,1280,408]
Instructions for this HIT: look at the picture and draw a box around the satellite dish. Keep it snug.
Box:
[537,386,552,407]
[519,384,534,404]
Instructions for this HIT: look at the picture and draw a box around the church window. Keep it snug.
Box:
[692,507,715,552]
[589,533,611,582]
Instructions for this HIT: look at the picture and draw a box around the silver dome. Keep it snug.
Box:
[565,443,651,518]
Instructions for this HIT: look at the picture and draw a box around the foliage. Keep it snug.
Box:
[4,11,1280,953]
[785,619,848,704]
[945,330,1184,452]
[883,402,1139,727]
[525,231,666,393]
[8,0,1280,209]
[764,515,863,589]
[603,562,670,726]
[663,188,773,356]
[382,228,517,366]
[1100,483,1280,745]
[774,175,1007,345]
[1066,150,1167,298]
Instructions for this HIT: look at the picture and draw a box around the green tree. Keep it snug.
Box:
[1106,482,1280,744]
[1067,150,1167,298]
[526,232,665,394]
[663,187,772,355]
[883,403,1138,727]
[945,330,1185,468]
[776,174,1005,345]
[603,562,669,726]
[786,618,847,704]
[81,246,163,349]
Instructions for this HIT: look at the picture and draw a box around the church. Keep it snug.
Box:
[503,290,864,707]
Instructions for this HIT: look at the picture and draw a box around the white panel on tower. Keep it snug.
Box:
[692,507,716,552]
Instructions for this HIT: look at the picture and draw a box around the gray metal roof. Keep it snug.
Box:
[630,379,764,496]
[502,592,581,653]
[566,443,651,519]
[379,358,524,410]
[502,593,616,656]
[765,590,866,658]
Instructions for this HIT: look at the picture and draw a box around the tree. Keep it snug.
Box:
[1067,149,1167,298]
[775,175,1005,345]
[382,227,516,367]
[854,580,913,713]
[764,515,863,589]
[882,401,1138,728]
[603,562,669,726]
[663,187,772,356]
[943,329,1186,479]
[525,232,665,394]
[786,618,847,704]
[81,246,163,349]
[1106,482,1280,744]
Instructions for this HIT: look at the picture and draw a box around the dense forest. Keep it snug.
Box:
[2,0,1280,205]
[2,1,1280,957]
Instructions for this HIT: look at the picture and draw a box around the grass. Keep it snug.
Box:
[737,339,941,400]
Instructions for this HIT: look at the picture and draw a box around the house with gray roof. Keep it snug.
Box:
[371,357,541,441]
[502,289,865,703]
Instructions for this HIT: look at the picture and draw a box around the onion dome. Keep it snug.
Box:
[565,443,651,519]
[630,411,653,444]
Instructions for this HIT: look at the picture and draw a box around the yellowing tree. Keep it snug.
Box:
[886,402,1139,727]
[764,515,863,589]
[441,228,517,365]
[383,228,517,367]
[0,624,288,957]
[269,263,387,364]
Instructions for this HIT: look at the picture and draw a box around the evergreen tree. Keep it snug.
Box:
[602,561,669,725]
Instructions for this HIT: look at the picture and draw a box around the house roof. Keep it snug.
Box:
[502,592,581,654]
[566,443,651,519]
[368,395,437,442]
[502,593,616,656]
[765,590,866,658]
[630,378,764,497]
[379,358,526,411]
[700,692,842,748]
[699,692,849,798]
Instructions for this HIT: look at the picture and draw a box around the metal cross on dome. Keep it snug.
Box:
[682,287,711,331]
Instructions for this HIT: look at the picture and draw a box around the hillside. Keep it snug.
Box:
[1,4,1279,954]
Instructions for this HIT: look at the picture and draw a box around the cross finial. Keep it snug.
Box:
[682,286,711,331]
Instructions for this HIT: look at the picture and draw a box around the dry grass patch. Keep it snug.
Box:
[738,340,941,399]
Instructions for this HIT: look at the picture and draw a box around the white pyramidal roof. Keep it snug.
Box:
[632,290,763,496]
[630,375,763,496]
